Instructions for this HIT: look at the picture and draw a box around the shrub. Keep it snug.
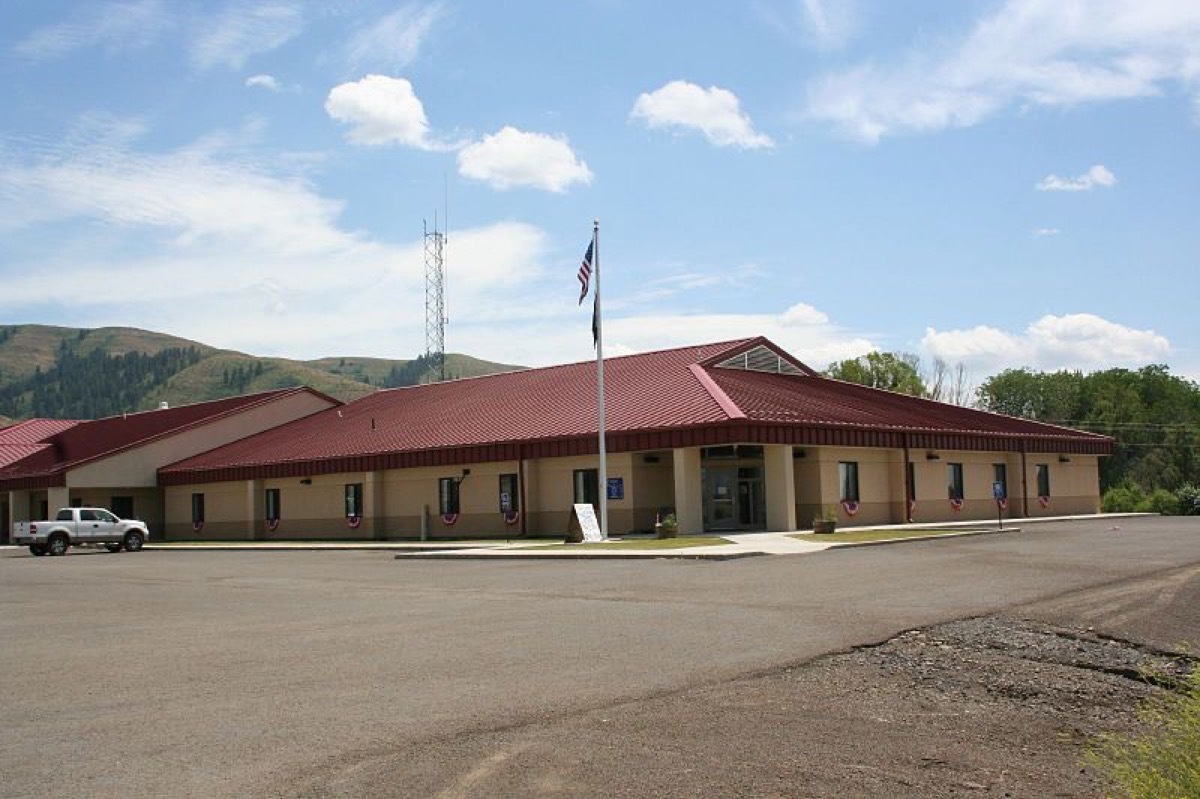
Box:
[1143,489,1181,516]
[1176,484,1200,516]
[1087,670,1200,799]
[1103,485,1146,513]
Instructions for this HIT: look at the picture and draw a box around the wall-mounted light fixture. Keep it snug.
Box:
[926,452,940,460]
[1059,455,1071,463]
[300,478,312,485]
[794,448,806,458]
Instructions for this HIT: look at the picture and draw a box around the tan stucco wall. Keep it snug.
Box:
[160,444,1104,538]
[67,391,336,489]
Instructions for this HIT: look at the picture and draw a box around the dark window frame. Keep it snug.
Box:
[345,483,364,518]
[947,463,965,501]
[993,464,1008,499]
[573,468,599,507]
[498,473,519,512]
[439,477,460,515]
[1036,464,1051,497]
[191,493,205,524]
[265,488,281,521]
[838,461,860,502]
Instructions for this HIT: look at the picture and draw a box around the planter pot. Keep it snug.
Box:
[813,519,837,534]
[656,524,678,539]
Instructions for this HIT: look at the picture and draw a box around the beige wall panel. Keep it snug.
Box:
[164,481,254,539]
[67,392,337,489]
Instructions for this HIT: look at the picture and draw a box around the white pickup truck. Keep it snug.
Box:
[12,507,149,557]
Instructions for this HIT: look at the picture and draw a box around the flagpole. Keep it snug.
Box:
[593,218,608,539]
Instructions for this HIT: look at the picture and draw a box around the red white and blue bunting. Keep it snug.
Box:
[441,513,459,526]
[840,500,860,517]
[192,521,204,533]
[503,510,520,526]
[266,517,280,532]
[1038,495,1051,509]
[346,515,362,529]
[949,498,964,512]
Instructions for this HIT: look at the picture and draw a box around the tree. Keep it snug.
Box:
[824,352,926,396]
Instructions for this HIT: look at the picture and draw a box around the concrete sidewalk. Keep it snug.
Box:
[104,513,1146,560]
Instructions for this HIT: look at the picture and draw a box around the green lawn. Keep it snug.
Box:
[518,536,732,551]
[792,527,997,544]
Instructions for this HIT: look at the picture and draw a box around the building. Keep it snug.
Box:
[155,338,1112,540]
[0,388,339,538]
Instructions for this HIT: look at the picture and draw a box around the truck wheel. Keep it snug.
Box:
[122,531,144,552]
[29,544,47,556]
[47,534,69,556]
[105,543,123,553]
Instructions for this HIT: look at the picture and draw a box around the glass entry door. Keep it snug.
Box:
[703,466,766,531]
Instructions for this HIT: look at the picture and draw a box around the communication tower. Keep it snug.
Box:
[423,217,446,383]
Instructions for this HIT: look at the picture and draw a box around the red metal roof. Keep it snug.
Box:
[0,419,81,470]
[0,388,337,489]
[159,338,1112,485]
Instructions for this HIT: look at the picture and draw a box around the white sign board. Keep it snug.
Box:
[572,503,604,542]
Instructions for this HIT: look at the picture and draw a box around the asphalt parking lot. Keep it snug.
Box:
[2,516,1198,798]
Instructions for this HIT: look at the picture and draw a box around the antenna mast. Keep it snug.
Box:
[423,215,446,383]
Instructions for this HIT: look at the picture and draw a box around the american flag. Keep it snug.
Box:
[577,240,593,305]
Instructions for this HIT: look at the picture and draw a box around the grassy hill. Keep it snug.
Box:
[0,324,521,421]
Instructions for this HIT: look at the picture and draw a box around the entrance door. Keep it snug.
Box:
[737,476,764,528]
[703,467,738,531]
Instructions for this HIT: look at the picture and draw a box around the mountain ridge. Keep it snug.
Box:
[0,324,522,422]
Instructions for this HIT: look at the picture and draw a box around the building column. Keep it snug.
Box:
[9,491,30,522]
[246,479,263,540]
[764,444,797,532]
[672,447,703,534]
[364,470,384,540]
[47,486,70,513]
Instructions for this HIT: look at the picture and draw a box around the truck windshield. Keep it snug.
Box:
[56,509,73,521]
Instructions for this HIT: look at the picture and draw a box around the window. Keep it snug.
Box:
[439,477,460,515]
[110,496,134,519]
[345,483,363,518]
[265,488,281,521]
[838,461,860,502]
[573,468,599,506]
[191,493,205,524]
[80,509,98,522]
[96,510,119,523]
[993,464,1008,499]
[498,473,519,512]
[907,462,917,501]
[1037,464,1051,497]
[55,508,73,521]
[947,463,964,500]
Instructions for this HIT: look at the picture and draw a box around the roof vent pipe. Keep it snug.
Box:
[158,401,169,410]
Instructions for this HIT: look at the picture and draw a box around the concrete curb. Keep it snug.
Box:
[818,526,1023,549]
[394,550,767,561]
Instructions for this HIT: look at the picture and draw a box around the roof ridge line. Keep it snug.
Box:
[688,364,746,420]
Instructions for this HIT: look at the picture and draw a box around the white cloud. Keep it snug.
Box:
[921,313,1170,373]
[807,0,1200,142]
[1036,164,1117,191]
[457,127,593,192]
[245,74,281,92]
[755,0,860,50]
[12,0,170,60]
[325,75,447,150]
[0,124,551,360]
[1032,227,1060,236]
[190,3,303,70]
[631,80,774,149]
[346,3,442,71]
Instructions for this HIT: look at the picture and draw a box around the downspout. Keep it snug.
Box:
[1020,442,1029,518]
[902,433,912,523]
[518,444,528,537]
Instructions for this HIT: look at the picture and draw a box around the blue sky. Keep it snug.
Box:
[1,0,1197,385]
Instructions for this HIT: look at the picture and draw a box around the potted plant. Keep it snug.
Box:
[656,513,679,539]
[812,507,838,534]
